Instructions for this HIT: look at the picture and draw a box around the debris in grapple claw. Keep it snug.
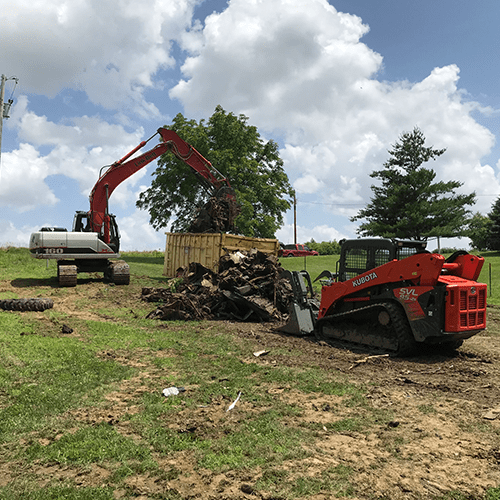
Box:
[188,193,240,234]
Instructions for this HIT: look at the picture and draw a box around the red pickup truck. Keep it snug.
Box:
[279,244,319,257]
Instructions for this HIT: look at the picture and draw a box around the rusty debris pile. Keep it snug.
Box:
[142,250,293,323]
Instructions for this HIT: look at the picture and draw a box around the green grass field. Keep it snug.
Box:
[0,247,364,499]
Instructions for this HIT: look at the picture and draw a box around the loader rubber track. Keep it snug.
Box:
[0,298,54,312]
[315,301,418,356]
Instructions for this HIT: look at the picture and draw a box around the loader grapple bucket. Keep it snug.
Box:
[279,270,319,336]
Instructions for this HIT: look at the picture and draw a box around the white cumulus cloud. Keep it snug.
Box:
[1,0,499,250]
[170,0,499,220]
[1,0,199,117]
[3,96,150,211]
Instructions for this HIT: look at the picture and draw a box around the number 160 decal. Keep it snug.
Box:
[44,248,64,254]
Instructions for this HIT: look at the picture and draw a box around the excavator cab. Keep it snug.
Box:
[72,211,120,253]
[73,211,91,232]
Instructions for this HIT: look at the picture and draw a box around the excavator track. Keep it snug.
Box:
[315,301,418,356]
[58,263,77,287]
[106,260,130,285]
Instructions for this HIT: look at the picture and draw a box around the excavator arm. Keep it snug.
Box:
[88,127,238,242]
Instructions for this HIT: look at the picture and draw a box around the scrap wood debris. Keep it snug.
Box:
[349,353,390,369]
[142,250,293,323]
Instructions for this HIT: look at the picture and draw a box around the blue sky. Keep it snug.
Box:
[1,0,499,251]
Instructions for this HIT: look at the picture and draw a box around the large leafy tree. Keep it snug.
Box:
[351,127,476,240]
[137,106,294,238]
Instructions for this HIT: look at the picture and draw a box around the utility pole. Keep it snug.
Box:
[293,193,297,244]
[0,74,19,165]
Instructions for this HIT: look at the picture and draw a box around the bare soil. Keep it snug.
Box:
[2,279,500,499]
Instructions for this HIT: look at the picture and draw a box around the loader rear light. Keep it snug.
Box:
[440,276,487,332]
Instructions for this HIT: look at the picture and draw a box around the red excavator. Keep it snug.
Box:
[280,238,487,355]
[29,128,240,286]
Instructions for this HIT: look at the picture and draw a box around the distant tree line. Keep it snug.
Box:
[467,201,500,251]
[304,240,341,255]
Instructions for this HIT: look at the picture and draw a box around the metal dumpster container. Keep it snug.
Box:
[163,232,279,277]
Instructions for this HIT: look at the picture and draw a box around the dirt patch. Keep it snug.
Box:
[227,319,500,499]
[143,317,500,499]
[0,277,143,323]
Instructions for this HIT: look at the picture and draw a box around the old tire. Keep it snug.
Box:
[0,298,54,312]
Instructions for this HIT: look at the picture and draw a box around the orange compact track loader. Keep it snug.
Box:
[280,239,487,355]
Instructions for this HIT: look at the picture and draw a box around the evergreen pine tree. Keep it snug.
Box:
[351,127,476,240]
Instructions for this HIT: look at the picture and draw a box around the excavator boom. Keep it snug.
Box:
[89,128,238,240]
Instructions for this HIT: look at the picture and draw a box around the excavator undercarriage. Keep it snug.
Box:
[57,258,130,287]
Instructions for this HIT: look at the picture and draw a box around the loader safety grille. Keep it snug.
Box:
[441,276,487,332]
[343,248,392,280]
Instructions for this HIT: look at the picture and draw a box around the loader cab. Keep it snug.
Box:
[394,239,428,259]
[337,238,427,282]
[72,211,121,253]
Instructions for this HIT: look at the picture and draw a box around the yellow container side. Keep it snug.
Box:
[163,233,279,277]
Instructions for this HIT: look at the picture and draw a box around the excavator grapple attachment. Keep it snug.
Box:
[188,187,240,233]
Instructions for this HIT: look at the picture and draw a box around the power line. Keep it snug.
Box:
[296,200,365,207]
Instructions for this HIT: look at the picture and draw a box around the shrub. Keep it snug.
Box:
[304,240,341,255]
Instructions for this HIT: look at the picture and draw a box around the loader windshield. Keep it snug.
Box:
[338,239,428,282]
[339,239,395,281]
